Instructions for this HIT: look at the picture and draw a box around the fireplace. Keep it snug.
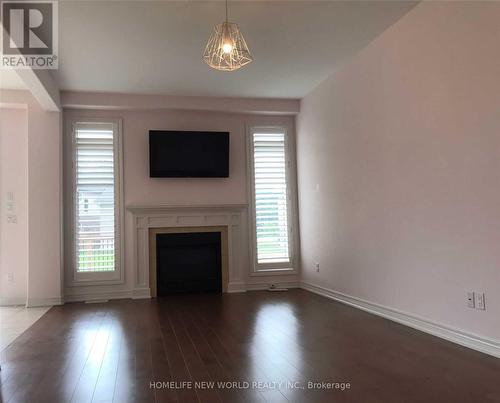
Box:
[156,232,221,295]
[148,226,229,296]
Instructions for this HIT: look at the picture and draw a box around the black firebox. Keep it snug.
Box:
[156,232,222,295]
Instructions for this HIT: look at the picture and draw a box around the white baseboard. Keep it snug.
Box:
[64,282,299,299]
[0,297,27,306]
[65,290,132,303]
[246,281,301,291]
[301,281,500,359]
[227,281,301,293]
[227,282,247,293]
[132,288,151,299]
[26,297,64,307]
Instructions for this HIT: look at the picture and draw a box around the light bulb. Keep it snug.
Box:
[222,42,233,54]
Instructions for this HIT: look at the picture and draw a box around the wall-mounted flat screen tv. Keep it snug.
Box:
[149,130,230,178]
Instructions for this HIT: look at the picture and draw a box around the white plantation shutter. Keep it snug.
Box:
[74,123,118,273]
[252,130,291,266]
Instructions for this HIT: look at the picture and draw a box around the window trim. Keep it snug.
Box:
[246,125,299,275]
[66,117,124,286]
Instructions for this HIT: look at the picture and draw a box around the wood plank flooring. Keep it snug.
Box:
[1,290,499,403]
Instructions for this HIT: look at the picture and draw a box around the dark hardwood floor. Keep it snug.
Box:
[1,290,499,403]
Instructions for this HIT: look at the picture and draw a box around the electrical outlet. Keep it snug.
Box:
[7,272,14,282]
[315,263,320,272]
[467,292,475,308]
[475,292,486,310]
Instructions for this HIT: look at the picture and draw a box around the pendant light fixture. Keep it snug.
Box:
[203,0,253,71]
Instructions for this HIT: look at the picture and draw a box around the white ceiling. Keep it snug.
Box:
[0,69,27,90]
[55,1,417,99]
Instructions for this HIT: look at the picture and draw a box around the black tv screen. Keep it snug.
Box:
[149,130,229,178]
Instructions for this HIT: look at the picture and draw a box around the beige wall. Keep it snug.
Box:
[26,97,63,306]
[63,108,298,298]
[297,1,500,341]
[0,90,62,306]
[0,107,28,304]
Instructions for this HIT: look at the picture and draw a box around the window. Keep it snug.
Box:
[71,120,123,282]
[248,127,296,272]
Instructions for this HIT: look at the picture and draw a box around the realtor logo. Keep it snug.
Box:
[1,0,58,69]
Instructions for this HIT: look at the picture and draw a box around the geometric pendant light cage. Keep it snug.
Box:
[203,0,253,71]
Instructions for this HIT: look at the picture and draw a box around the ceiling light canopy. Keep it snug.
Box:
[203,0,253,71]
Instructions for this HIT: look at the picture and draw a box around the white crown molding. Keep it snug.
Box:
[61,91,300,116]
[301,282,500,359]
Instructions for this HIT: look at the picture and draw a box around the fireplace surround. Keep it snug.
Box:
[128,204,248,297]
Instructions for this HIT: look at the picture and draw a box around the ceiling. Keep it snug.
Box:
[0,70,27,90]
[58,1,416,98]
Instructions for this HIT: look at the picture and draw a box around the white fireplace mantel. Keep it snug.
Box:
[127,203,248,214]
[127,204,249,297]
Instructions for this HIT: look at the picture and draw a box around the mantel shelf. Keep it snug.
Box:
[127,204,248,214]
